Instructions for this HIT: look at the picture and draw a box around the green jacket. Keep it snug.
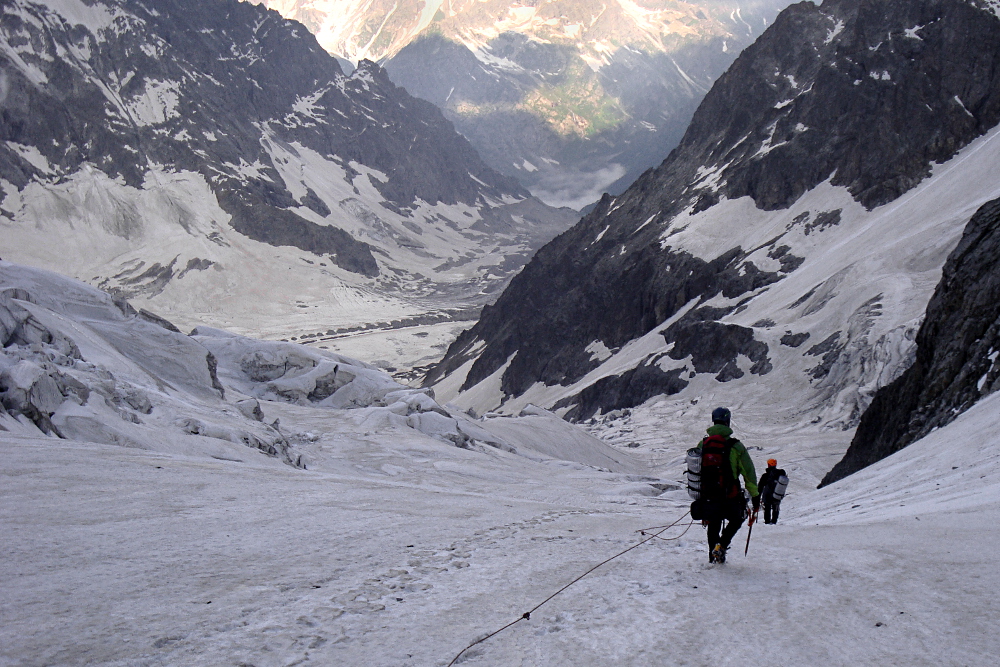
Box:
[697,424,759,498]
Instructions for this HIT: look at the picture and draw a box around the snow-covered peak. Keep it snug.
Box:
[258,0,787,63]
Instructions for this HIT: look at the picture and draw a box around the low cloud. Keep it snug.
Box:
[528,163,628,211]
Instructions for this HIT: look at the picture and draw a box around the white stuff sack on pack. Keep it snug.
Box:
[685,448,702,500]
[772,474,789,501]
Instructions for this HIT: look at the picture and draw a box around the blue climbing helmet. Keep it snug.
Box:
[711,406,731,426]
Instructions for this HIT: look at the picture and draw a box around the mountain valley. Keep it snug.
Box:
[427,0,1000,476]
[3,1,1000,665]
[263,0,794,209]
[0,0,577,373]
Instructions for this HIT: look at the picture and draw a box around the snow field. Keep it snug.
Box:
[5,0,1000,662]
[3,380,1000,666]
[3,413,998,667]
[4,111,1000,663]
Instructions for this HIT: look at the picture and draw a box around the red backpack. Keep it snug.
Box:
[699,434,741,500]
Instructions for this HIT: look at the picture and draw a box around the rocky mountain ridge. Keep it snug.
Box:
[261,0,780,64]
[0,0,576,358]
[425,0,1000,444]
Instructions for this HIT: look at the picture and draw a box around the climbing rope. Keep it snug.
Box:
[640,520,695,543]
[446,510,693,666]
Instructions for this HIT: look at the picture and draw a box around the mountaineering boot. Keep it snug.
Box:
[710,543,724,563]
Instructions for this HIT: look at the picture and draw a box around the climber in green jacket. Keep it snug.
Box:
[695,407,759,563]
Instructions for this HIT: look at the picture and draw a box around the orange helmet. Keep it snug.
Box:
[767,459,777,467]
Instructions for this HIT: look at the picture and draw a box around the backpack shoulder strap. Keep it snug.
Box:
[721,438,741,496]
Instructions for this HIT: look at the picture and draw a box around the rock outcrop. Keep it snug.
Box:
[821,197,1000,485]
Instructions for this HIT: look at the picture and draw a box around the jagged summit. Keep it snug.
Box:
[674,0,1000,211]
[425,0,1000,439]
[261,0,777,64]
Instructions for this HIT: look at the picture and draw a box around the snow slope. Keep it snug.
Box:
[2,329,998,666]
[2,260,999,666]
[0,260,646,471]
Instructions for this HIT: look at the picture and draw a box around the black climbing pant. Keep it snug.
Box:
[764,499,781,524]
[707,497,747,552]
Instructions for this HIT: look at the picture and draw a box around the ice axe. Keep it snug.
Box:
[744,502,759,557]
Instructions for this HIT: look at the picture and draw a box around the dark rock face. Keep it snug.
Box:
[550,314,775,422]
[805,332,845,380]
[664,320,773,381]
[220,194,380,277]
[781,331,811,348]
[685,0,1000,211]
[556,365,689,423]
[821,198,1000,486]
[426,0,1000,417]
[425,234,784,399]
[0,0,529,276]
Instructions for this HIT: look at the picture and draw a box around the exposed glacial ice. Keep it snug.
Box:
[0,261,636,473]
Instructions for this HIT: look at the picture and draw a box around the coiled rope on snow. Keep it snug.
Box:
[446,510,694,666]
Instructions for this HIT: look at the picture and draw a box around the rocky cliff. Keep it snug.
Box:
[426,0,1000,432]
[821,197,1000,485]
